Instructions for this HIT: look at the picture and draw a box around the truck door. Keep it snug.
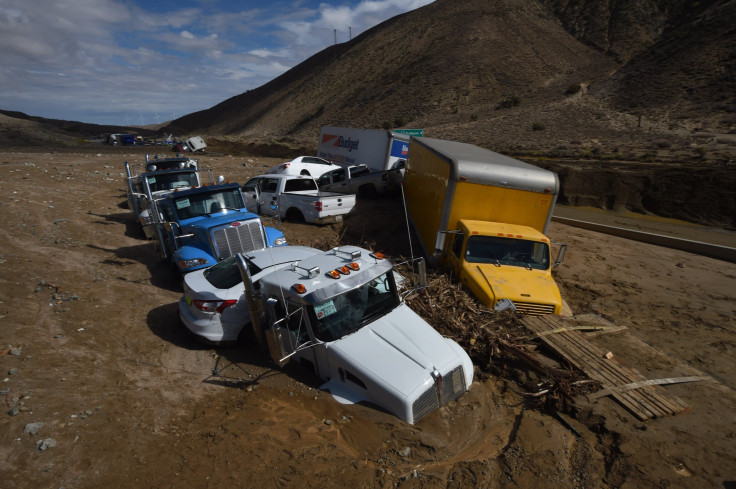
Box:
[444,232,466,278]
[242,178,262,213]
[258,178,280,217]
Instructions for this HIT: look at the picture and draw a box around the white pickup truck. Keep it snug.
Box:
[316,164,396,197]
[242,174,356,225]
[235,245,474,424]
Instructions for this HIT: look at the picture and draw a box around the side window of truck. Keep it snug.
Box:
[332,169,346,183]
[263,178,279,193]
[350,166,370,178]
[286,301,309,344]
[242,178,261,194]
[451,233,465,258]
[160,203,175,222]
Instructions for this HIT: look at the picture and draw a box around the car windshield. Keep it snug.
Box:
[465,235,550,270]
[204,256,262,289]
[147,172,198,192]
[173,188,244,219]
[308,271,400,342]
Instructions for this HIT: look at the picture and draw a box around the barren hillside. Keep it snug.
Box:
[164,0,735,153]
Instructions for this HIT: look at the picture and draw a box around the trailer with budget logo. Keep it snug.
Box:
[317,126,410,173]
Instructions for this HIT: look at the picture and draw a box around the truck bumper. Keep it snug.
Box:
[313,215,344,225]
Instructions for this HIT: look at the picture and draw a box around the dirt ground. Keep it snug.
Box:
[1,146,735,489]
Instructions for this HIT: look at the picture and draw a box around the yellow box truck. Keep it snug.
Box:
[403,137,566,315]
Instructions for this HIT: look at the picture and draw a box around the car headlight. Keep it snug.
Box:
[177,258,208,270]
[273,236,288,246]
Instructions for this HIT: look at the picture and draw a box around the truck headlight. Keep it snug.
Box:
[177,258,208,270]
[273,236,288,247]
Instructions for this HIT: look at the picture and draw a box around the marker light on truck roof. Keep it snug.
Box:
[293,284,307,294]
[370,252,384,260]
[338,266,351,275]
[348,262,360,271]
[327,270,340,279]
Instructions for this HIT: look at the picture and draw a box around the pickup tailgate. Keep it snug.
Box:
[314,192,356,219]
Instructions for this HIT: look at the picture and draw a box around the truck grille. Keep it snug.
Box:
[411,365,467,424]
[512,302,556,316]
[212,220,265,260]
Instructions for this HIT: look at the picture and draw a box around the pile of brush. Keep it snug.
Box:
[404,271,599,414]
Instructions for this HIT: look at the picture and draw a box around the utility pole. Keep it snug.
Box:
[334,28,337,45]
[349,26,352,40]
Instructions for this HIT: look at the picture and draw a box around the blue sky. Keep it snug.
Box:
[0,0,433,126]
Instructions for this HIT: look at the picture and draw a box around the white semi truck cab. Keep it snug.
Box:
[237,246,474,424]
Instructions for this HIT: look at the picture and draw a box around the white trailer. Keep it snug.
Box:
[317,126,410,172]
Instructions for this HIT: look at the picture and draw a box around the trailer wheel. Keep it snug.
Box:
[285,208,305,222]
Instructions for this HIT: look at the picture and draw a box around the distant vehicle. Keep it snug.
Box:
[265,156,339,177]
[242,174,356,225]
[185,136,207,152]
[179,245,321,344]
[317,126,410,173]
[403,137,567,316]
[107,133,136,146]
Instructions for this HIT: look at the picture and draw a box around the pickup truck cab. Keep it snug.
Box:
[152,182,287,274]
[236,246,474,424]
[316,164,394,197]
[242,174,356,225]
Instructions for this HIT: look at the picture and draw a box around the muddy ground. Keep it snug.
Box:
[1,146,735,489]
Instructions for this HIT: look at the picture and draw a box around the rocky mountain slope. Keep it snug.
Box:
[164,0,735,153]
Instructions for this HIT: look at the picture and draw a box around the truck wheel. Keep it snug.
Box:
[285,208,305,222]
[358,185,378,199]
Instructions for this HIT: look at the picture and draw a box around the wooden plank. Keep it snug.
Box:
[542,319,688,418]
[524,317,659,419]
[521,315,690,420]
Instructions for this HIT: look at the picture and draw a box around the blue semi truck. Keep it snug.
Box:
[149,182,287,274]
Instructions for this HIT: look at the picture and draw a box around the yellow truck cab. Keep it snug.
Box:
[403,137,566,316]
[444,220,563,315]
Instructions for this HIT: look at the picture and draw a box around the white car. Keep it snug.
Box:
[265,156,341,177]
[179,245,321,344]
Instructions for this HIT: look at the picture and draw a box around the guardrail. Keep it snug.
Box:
[552,216,736,264]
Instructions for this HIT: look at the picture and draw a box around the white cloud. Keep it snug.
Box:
[0,0,434,125]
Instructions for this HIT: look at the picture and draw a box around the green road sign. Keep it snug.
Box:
[394,129,423,137]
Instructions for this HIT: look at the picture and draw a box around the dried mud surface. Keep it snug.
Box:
[1,146,735,489]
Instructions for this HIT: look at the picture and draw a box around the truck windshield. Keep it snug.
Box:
[308,270,400,342]
[173,188,245,219]
[147,172,198,192]
[465,236,550,270]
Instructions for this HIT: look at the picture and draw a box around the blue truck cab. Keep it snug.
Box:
[154,182,287,274]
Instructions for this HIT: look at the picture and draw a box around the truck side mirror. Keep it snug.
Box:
[415,257,428,288]
[552,242,567,268]
[263,298,294,367]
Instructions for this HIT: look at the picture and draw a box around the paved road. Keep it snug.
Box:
[553,205,736,248]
